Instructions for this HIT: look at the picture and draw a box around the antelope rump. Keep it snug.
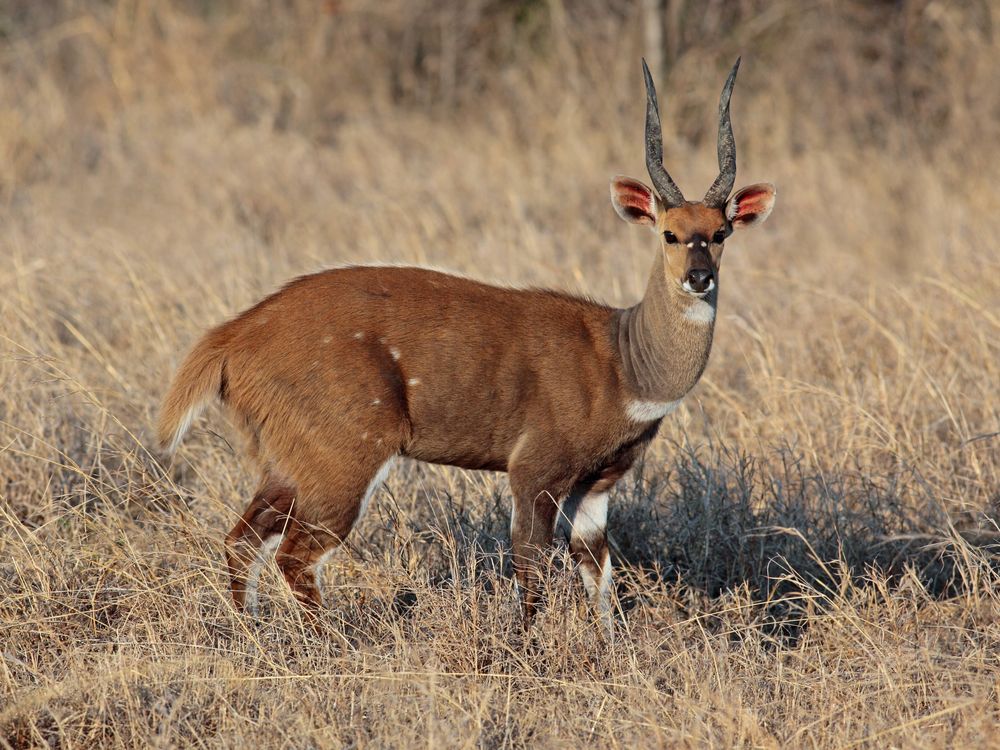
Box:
[158,58,776,630]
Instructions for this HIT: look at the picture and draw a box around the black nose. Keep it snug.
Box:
[686,268,714,293]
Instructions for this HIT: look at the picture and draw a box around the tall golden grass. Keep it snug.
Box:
[1,1,999,747]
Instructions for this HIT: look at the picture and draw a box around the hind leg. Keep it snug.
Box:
[224,475,296,613]
[275,454,395,614]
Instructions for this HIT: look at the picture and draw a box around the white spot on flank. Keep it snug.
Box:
[683,298,716,324]
[371,398,381,406]
[322,335,332,344]
[389,347,401,361]
[359,457,395,519]
[353,331,364,340]
[245,534,283,617]
[408,378,421,386]
[626,399,680,422]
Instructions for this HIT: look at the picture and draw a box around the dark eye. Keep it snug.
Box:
[663,231,678,244]
[712,230,727,244]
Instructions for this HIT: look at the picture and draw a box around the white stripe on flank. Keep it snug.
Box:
[245,534,283,617]
[626,399,680,422]
[683,298,716,324]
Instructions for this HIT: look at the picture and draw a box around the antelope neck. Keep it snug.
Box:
[615,252,717,402]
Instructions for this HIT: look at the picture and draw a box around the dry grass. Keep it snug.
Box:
[2,1,999,747]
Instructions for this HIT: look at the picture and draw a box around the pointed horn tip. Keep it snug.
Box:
[718,57,741,111]
[726,58,741,84]
[641,59,655,89]
[727,59,741,86]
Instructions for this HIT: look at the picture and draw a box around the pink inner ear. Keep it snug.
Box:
[615,182,654,221]
[731,186,773,225]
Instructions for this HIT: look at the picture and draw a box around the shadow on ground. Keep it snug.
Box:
[357,441,1000,642]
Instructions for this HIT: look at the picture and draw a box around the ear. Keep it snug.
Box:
[726,183,776,228]
[610,176,658,228]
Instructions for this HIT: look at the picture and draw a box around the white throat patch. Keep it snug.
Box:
[683,298,716,324]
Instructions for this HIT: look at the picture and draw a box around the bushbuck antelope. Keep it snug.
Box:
[158,58,775,628]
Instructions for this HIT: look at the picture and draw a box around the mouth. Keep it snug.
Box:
[681,279,715,297]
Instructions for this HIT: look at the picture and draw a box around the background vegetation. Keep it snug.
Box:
[1,0,998,746]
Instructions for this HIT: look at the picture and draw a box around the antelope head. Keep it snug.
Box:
[611,58,776,297]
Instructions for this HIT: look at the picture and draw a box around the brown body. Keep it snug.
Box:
[158,59,776,628]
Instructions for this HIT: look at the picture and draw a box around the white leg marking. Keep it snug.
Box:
[567,491,609,543]
[565,491,614,630]
[683,298,716,324]
[311,546,339,607]
[510,503,521,600]
[578,552,613,632]
[594,555,614,631]
[578,552,611,599]
[245,534,283,617]
[626,399,680,422]
[358,457,395,520]
[302,458,394,608]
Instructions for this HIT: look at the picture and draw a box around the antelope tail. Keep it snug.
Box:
[157,328,230,455]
